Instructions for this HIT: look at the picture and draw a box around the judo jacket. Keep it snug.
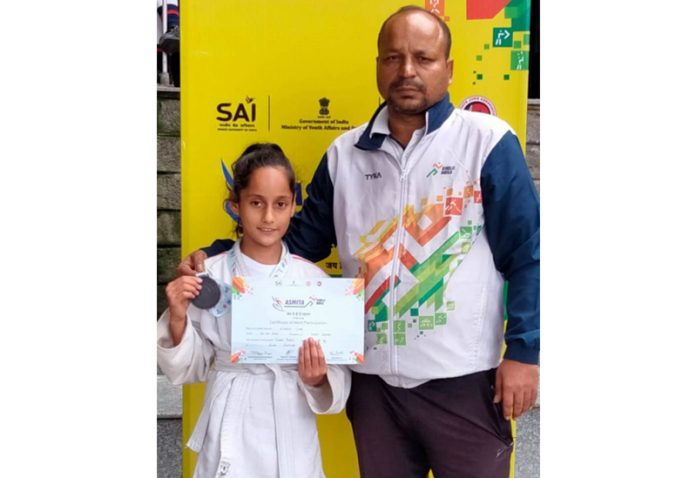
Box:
[158,242,351,478]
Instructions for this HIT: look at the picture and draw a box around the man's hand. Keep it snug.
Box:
[494,359,539,420]
[298,338,328,387]
[177,249,208,277]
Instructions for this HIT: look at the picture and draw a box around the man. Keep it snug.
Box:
[179,6,539,477]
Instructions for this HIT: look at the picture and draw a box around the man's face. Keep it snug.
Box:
[376,11,453,116]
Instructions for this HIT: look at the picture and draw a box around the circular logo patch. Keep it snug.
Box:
[459,96,497,116]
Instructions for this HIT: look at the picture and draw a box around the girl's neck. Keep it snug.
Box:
[238,237,282,265]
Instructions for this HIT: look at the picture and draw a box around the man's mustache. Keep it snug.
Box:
[389,79,425,92]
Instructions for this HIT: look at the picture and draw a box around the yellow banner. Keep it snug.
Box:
[180,1,530,476]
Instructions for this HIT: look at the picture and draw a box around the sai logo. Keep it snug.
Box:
[216,96,257,122]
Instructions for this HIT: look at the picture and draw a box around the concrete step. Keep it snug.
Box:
[157,376,539,478]
[514,407,540,478]
[158,418,182,478]
[158,376,182,478]
[158,375,182,418]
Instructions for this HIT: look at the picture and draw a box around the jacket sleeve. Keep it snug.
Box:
[481,131,540,365]
[156,306,215,385]
[284,154,337,262]
[201,239,235,257]
[299,365,351,415]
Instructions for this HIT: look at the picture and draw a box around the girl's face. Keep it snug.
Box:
[231,166,295,261]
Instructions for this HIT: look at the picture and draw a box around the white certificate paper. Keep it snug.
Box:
[230,276,365,364]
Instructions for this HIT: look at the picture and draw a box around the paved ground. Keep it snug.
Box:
[157,375,540,478]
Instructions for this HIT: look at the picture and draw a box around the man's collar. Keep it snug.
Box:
[371,106,391,137]
[355,93,454,151]
[424,93,455,135]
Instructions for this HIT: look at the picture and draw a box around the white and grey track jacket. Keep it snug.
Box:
[206,93,540,388]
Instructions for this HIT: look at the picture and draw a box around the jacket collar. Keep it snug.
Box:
[355,93,455,151]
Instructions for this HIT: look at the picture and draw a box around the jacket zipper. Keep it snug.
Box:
[387,137,418,377]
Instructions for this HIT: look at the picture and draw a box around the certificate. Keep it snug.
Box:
[230,276,365,364]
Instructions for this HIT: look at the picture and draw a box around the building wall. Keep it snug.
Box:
[157,89,182,317]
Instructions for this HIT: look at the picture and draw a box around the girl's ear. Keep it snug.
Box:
[229,197,240,216]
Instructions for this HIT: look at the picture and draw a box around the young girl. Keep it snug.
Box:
[157,143,350,478]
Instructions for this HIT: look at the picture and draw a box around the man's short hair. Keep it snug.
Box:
[377,6,452,59]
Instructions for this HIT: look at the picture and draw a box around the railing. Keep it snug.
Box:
[157,1,179,87]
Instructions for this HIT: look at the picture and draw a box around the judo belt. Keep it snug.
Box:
[187,353,297,477]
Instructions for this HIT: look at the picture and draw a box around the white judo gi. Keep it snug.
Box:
[157,242,351,478]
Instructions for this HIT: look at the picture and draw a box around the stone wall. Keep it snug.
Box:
[156,92,541,317]
[157,88,182,317]
[527,99,540,191]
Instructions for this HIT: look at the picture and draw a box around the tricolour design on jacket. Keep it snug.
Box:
[326,95,524,386]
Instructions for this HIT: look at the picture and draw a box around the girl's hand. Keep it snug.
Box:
[298,338,328,387]
[165,275,202,322]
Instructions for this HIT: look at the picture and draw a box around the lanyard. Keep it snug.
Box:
[226,240,290,280]
[194,240,291,314]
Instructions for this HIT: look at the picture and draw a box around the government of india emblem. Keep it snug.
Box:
[319,97,330,116]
